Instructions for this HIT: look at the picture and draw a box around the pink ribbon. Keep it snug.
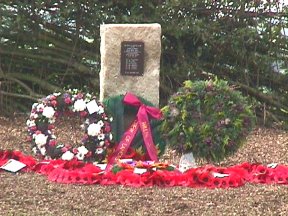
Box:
[106,93,163,171]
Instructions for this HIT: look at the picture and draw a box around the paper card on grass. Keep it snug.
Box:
[86,100,99,114]
[134,168,147,174]
[212,172,230,178]
[1,159,26,173]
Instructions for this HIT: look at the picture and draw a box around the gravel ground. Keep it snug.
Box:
[0,116,288,216]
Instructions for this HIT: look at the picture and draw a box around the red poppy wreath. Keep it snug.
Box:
[26,89,114,162]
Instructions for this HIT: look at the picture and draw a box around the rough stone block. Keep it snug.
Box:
[99,23,161,107]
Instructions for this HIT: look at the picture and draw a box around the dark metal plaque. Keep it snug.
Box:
[121,41,144,76]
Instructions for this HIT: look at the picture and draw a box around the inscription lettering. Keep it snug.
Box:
[121,41,144,76]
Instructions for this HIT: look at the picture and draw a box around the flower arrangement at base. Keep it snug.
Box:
[26,89,114,162]
[160,79,255,162]
[111,159,175,174]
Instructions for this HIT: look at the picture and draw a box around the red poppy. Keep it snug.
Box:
[182,168,200,187]
[270,166,288,184]
[62,158,84,170]
[250,164,269,183]
[198,172,212,186]
[56,169,72,184]
[82,163,102,174]
[139,172,153,186]
[47,169,61,182]
[226,176,242,188]
[100,172,117,185]
[255,164,268,174]
[160,170,180,187]
[34,161,56,175]
[19,155,37,171]
[210,178,222,188]
[116,170,141,187]
[148,171,167,187]
[54,170,81,184]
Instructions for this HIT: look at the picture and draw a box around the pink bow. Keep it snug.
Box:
[106,93,163,171]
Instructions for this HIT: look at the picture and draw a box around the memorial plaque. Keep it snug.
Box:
[121,41,144,76]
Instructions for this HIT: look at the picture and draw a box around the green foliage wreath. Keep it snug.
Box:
[161,79,255,162]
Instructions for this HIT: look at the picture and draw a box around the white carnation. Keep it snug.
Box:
[95,148,104,154]
[26,119,36,127]
[87,123,102,136]
[32,103,39,109]
[98,120,104,127]
[36,103,45,112]
[48,118,56,124]
[78,146,89,155]
[73,99,86,112]
[30,113,38,119]
[39,147,46,155]
[42,106,55,119]
[76,146,89,160]
[61,151,74,161]
[97,134,105,140]
[98,106,104,114]
[34,134,48,146]
[32,147,38,154]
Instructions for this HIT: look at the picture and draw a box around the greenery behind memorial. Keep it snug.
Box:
[0,0,287,127]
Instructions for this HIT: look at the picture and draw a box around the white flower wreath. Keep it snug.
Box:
[27,89,114,162]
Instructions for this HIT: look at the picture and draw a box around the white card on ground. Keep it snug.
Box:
[267,163,278,169]
[134,168,147,174]
[86,100,99,114]
[95,163,107,170]
[119,158,133,163]
[212,172,230,178]
[0,159,26,172]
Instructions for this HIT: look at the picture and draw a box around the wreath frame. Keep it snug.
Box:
[26,89,114,162]
[103,94,166,160]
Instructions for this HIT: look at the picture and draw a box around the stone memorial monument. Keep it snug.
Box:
[99,23,161,107]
